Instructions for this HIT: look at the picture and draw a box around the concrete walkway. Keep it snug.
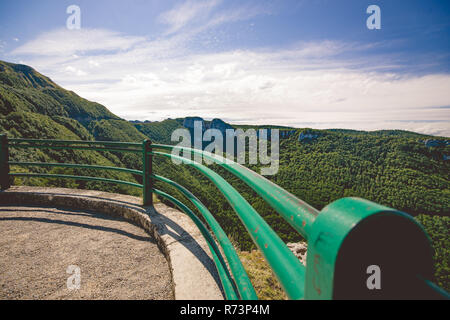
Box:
[0,206,173,300]
[0,186,225,300]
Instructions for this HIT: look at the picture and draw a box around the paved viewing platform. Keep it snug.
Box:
[0,186,224,300]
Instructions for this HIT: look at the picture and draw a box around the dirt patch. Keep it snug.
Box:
[0,205,174,300]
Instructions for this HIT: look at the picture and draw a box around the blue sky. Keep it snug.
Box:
[1,0,449,135]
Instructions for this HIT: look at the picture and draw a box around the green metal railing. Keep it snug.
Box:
[0,134,448,300]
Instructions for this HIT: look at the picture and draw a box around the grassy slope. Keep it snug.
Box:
[237,249,288,300]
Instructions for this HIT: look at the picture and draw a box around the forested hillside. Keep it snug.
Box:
[0,60,448,291]
[149,127,449,290]
[133,118,184,144]
[0,60,146,196]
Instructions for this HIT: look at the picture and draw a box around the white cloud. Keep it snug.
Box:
[158,0,221,35]
[12,28,145,56]
[3,2,450,137]
[157,0,270,38]
[64,65,87,76]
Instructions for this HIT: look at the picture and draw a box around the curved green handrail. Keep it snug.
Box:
[9,138,142,147]
[10,172,143,188]
[9,161,143,176]
[152,173,257,299]
[3,136,447,299]
[10,144,141,153]
[151,150,306,300]
[152,188,239,300]
[152,144,318,239]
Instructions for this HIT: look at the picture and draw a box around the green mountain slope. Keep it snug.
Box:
[0,61,146,196]
[132,118,184,144]
[0,61,119,121]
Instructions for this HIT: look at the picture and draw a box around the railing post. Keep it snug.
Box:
[305,197,441,299]
[0,134,11,190]
[142,139,153,206]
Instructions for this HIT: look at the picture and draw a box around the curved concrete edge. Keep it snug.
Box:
[0,186,225,300]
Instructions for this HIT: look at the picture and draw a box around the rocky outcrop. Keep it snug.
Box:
[280,130,296,139]
[298,131,319,142]
[210,118,233,132]
[423,139,449,147]
[183,117,233,135]
[183,117,206,131]
[257,129,296,140]
[286,241,308,266]
[129,120,152,124]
